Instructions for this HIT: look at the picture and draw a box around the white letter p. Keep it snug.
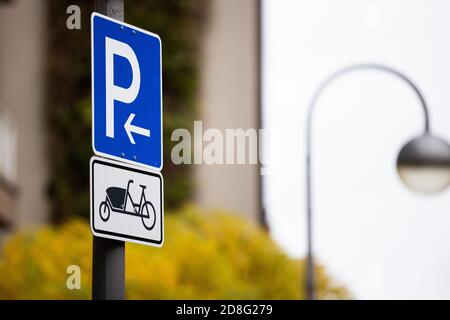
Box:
[105,37,140,138]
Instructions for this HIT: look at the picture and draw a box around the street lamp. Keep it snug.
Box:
[305,63,450,300]
[397,134,450,193]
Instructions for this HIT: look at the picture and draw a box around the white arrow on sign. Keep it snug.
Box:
[124,113,151,144]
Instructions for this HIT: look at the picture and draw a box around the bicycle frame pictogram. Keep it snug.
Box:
[99,179,156,230]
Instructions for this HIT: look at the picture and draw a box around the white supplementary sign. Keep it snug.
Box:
[90,156,163,246]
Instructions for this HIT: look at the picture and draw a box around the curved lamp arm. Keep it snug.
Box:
[307,64,430,140]
[304,63,430,300]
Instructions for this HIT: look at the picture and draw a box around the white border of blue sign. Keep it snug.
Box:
[91,12,163,171]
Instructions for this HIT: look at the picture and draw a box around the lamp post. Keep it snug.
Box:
[305,63,450,300]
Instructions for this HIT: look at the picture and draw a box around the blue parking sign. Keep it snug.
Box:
[91,13,162,170]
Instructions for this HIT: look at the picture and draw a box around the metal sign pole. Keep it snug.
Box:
[92,0,125,301]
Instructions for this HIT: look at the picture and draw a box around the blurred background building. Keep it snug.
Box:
[196,0,263,224]
[0,0,263,231]
[0,0,48,229]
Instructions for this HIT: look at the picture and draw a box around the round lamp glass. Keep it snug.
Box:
[397,134,450,193]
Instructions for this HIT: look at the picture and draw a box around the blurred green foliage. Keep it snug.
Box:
[0,206,349,299]
[46,0,207,221]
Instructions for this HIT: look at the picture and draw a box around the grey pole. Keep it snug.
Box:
[95,0,124,21]
[305,63,430,300]
[92,0,125,301]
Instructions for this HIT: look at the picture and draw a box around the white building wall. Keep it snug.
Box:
[0,0,48,227]
[196,0,262,223]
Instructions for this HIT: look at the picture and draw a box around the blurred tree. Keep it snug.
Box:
[0,206,350,299]
[46,0,207,222]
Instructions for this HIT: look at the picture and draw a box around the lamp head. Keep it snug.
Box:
[397,133,450,193]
